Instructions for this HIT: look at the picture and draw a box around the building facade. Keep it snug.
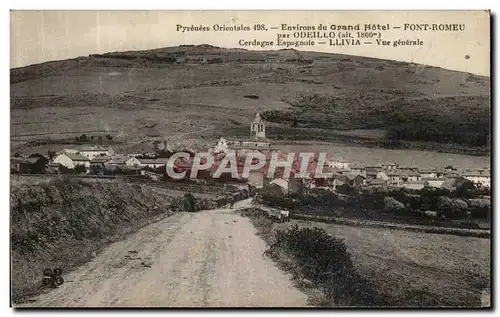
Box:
[250,113,266,139]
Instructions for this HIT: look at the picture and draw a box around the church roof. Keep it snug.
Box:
[253,113,263,123]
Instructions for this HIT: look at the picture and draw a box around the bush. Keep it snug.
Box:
[73,165,88,174]
[266,225,385,306]
[257,185,297,210]
[90,165,103,175]
[58,165,73,174]
[183,193,196,212]
[453,181,478,198]
[436,196,468,219]
[384,196,405,213]
[466,198,490,219]
[336,184,356,195]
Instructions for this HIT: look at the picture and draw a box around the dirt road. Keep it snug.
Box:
[21,199,308,307]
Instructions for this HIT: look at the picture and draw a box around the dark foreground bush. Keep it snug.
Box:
[265,225,388,307]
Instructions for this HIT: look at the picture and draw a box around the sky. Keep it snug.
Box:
[10,10,490,76]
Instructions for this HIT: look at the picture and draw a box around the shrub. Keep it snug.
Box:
[384,196,405,213]
[257,185,296,210]
[466,198,490,219]
[183,193,196,212]
[436,196,468,219]
[336,184,356,195]
[73,165,88,174]
[266,225,385,306]
[454,181,478,198]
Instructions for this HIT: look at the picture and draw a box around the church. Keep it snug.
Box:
[214,113,274,155]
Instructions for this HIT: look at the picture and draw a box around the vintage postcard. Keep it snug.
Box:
[10,10,491,308]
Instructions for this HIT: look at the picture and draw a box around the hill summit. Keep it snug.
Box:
[10,45,490,156]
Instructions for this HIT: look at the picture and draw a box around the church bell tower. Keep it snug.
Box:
[250,113,266,139]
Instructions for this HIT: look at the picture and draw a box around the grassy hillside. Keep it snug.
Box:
[10,45,490,155]
[10,177,177,303]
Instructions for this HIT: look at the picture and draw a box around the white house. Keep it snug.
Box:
[376,171,389,181]
[126,157,142,167]
[53,153,90,170]
[78,145,114,160]
[420,169,438,179]
[386,171,403,187]
[269,178,300,193]
[328,158,350,170]
[463,172,491,188]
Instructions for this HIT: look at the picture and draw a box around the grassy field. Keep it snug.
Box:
[244,210,490,307]
[282,219,490,307]
[11,45,490,157]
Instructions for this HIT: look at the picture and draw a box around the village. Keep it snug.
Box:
[10,113,491,195]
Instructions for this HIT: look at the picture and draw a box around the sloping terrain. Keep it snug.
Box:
[10,176,179,303]
[10,45,490,155]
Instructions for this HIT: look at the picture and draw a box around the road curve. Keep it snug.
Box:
[21,200,308,307]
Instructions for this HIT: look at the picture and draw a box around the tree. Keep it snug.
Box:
[13,152,21,157]
[48,151,56,160]
[336,184,356,195]
[98,136,103,141]
[79,134,88,141]
[73,165,88,174]
[454,180,477,198]
[467,198,490,219]
[90,136,94,140]
[183,193,196,212]
[58,165,72,174]
[384,196,405,213]
[106,134,113,140]
[90,165,103,175]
